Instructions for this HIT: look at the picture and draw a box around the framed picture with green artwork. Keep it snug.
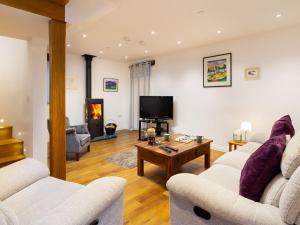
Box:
[203,53,232,88]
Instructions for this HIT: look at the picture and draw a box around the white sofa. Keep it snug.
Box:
[167,133,300,225]
[0,158,126,225]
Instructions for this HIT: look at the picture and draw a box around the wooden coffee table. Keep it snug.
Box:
[135,135,213,179]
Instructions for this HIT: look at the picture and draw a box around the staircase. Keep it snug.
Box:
[0,126,25,167]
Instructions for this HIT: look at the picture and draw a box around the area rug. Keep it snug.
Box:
[106,148,138,169]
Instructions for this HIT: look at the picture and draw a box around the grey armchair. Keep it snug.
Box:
[66,117,91,161]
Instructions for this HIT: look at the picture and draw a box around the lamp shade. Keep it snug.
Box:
[241,121,252,131]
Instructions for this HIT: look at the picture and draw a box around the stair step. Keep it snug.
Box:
[0,126,13,140]
[0,138,24,158]
[0,154,25,167]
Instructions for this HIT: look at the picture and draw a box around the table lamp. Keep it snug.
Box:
[241,121,252,141]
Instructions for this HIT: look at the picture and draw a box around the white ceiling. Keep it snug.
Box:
[0,4,48,40]
[66,0,300,62]
[0,1,299,62]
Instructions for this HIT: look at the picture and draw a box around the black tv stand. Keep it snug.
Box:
[138,119,169,141]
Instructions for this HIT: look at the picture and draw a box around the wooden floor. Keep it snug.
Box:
[66,130,223,225]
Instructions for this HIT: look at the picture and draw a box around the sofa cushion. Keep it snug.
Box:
[279,166,300,224]
[240,135,286,201]
[270,115,295,138]
[281,131,300,179]
[0,201,19,225]
[260,174,288,207]
[3,177,83,225]
[78,134,90,146]
[0,158,49,200]
[213,151,250,171]
[236,142,262,154]
[199,164,241,193]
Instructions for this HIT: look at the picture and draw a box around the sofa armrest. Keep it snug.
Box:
[66,127,76,134]
[33,177,126,225]
[0,158,49,200]
[167,174,285,225]
[73,124,89,134]
[248,132,269,144]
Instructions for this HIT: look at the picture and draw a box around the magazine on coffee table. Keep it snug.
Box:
[175,135,195,143]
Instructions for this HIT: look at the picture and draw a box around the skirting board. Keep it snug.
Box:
[211,144,228,153]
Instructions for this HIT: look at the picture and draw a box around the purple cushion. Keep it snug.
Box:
[240,135,286,201]
[270,115,295,138]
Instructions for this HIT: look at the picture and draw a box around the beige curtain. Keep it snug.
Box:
[129,62,152,130]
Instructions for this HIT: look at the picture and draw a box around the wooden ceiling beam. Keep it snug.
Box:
[49,0,69,6]
[0,0,65,21]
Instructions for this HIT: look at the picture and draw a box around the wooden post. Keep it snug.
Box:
[49,19,66,179]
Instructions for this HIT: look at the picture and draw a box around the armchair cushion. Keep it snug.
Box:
[213,151,250,170]
[260,174,287,207]
[281,131,300,178]
[235,142,262,154]
[199,164,240,193]
[0,202,19,225]
[0,158,49,200]
[3,177,82,225]
[78,134,91,147]
[73,124,89,134]
[32,177,126,225]
[167,173,285,225]
[280,166,300,224]
[248,132,269,144]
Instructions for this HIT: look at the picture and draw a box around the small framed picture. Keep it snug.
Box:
[103,78,118,92]
[245,67,260,80]
[203,53,232,88]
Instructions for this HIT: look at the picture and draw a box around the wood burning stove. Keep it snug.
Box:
[86,99,104,139]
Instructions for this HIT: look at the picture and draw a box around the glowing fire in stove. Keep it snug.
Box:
[91,104,102,120]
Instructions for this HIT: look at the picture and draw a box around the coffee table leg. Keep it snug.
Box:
[205,151,211,169]
[137,154,144,176]
[167,160,174,180]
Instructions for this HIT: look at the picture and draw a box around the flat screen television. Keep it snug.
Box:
[140,96,173,120]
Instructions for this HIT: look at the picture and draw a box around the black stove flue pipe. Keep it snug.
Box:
[82,54,96,99]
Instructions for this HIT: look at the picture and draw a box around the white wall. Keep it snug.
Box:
[0,36,32,151]
[66,54,130,130]
[0,36,48,163]
[151,25,300,150]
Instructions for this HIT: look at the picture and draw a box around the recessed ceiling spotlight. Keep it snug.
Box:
[276,13,282,18]
[145,50,149,54]
[99,50,103,54]
[217,30,222,34]
[82,34,87,38]
[125,56,129,59]
[177,41,182,45]
[123,36,131,42]
[151,30,156,35]
[0,119,4,123]
[118,43,123,47]
[196,10,205,15]
[138,40,146,46]
[66,43,70,47]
